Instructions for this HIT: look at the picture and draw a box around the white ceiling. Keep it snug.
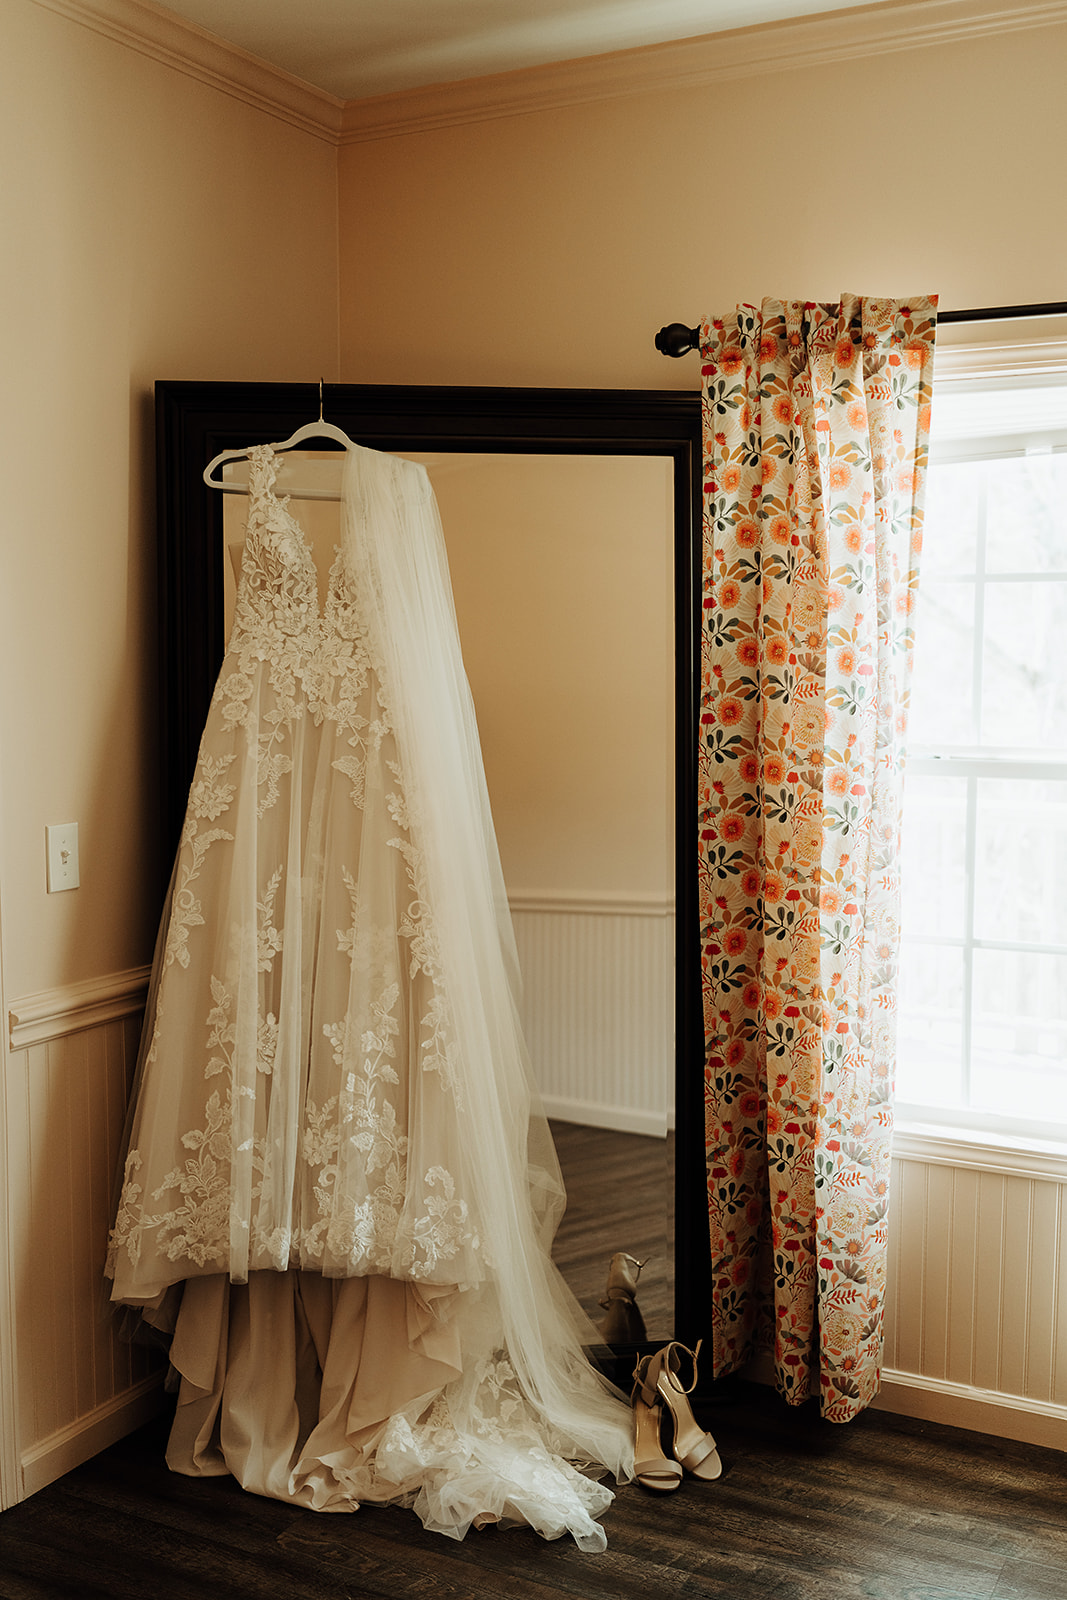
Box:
[157,0,868,101]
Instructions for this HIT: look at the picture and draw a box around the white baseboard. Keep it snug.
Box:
[541,1092,668,1140]
[20,1375,166,1500]
[742,1351,1066,1452]
[872,1369,1067,1453]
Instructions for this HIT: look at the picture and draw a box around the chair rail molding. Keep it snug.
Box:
[8,967,151,1053]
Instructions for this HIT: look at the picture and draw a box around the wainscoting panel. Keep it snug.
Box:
[508,893,674,1138]
[5,975,163,1501]
[881,1147,1067,1448]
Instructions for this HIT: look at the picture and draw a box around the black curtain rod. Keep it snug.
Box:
[654,300,1067,358]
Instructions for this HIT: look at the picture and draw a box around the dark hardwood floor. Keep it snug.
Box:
[549,1120,673,1341]
[2,1383,1065,1599]
[2,1122,1064,1598]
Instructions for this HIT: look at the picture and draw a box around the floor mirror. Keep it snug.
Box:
[154,380,708,1372]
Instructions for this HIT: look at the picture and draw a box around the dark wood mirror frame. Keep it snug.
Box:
[154,378,710,1364]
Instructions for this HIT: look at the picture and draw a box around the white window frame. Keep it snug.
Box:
[895,331,1067,1166]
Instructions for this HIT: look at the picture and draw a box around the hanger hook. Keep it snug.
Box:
[318,377,324,423]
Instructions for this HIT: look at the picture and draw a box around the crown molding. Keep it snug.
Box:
[31,0,1067,148]
[33,0,344,144]
[340,0,1067,144]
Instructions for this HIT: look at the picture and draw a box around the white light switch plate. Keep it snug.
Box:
[46,822,80,892]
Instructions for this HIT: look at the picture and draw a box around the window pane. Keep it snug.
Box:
[971,949,1067,1124]
[985,454,1067,574]
[981,581,1067,748]
[921,461,981,574]
[901,775,968,939]
[896,943,965,1107]
[908,580,976,745]
[974,778,1067,944]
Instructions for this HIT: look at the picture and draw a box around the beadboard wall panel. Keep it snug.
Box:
[5,993,164,1501]
[509,896,674,1137]
[880,1153,1067,1447]
[6,954,1065,1505]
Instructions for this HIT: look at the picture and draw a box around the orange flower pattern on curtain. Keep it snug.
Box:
[698,295,936,1422]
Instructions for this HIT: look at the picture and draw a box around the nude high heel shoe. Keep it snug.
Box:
[637,1341,722,1481]
[630,1355,683,1493]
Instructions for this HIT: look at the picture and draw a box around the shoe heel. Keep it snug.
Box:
[648,1341,722,1482]
[630,1355,682,1493]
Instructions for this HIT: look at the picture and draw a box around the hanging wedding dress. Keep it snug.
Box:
[106,441,634,1549]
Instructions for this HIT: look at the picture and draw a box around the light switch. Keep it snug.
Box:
[46,822,80,892]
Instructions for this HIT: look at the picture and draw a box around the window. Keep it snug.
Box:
[897,347,1067,1144]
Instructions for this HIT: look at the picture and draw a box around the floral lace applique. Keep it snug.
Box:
[257,1013,279,1076]
[147,1085,233,1268]
[409,1167,476,1274]
[188,753,236,820]
[301,988,410,1271]
[257,865,284,972]
[107,1151,145,1272]
[336,840,462,1108]
[205,976,235,1079]
[257,730,294,818]
[165,824,233,971]
[419,994,462,1103]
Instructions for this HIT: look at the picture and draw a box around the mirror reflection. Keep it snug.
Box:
[222,447,675,1345]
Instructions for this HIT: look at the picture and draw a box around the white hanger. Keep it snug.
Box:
[202,381,353,501]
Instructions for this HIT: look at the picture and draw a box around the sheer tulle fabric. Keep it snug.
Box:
[106,443,633,1547]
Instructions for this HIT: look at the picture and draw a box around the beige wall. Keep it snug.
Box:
[335,14,1067,906]
[0,0,339,1001]
[0,0,340,1500]
[337,23,1067,393]
[422,452,673,898]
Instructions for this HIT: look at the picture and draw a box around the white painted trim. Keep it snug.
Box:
[19,1376,166,1500]
[34,0,1067,149]
[935,339,1067,382]
[509,889,674,917]
[873,1369,1067,1453]
[8,966,150,1052]
[541,1091,668,1140]
[745,1352,1067,1451]
[31,0,343,143]
[0,921,21,1509]
[893,1123,1067,1184]
[339,0,1067,143]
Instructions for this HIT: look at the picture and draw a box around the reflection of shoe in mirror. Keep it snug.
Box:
[598,1251,648,1345]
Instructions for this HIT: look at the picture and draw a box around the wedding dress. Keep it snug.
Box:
[106,441,634,1548]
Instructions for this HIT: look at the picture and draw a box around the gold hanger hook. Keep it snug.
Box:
[318,377,324,422]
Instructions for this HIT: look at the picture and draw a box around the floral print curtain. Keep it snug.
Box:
[698,294,937,1421]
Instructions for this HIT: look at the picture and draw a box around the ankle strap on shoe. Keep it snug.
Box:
[662,1339,703,1394]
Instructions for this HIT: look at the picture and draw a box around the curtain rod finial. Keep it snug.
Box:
[655,323,701,358]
